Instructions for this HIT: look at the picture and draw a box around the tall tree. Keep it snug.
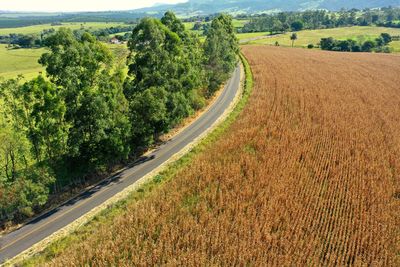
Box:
[125,18,184,95]
[39,29,130,168]
[290,33,298,47]
[161,11,187,39]
[204,14,239,94]
[291,20,304,31]
[161,11,205,92]
[0,79,55,222]
[125,18,182,144]
[125,13,206,145]
[18,76,68,163]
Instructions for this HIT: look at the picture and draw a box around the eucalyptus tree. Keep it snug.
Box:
[204,14,239,94]
[39,29,130,168]
[125,13,206,145]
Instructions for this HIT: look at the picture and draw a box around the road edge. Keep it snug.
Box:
[4,57,251,266]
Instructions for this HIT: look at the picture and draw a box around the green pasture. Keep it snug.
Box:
[0,44,45,80]
[0,22,127,35]
[237,31,271,40]
[390,41,400,52]
[0,43,129,80]
[1,25,400,80]
[184,19,248,35]
[245,26,400,52]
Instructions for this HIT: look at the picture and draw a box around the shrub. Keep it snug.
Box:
[362,40,376,52]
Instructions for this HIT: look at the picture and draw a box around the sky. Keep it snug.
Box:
[0,0,188,12]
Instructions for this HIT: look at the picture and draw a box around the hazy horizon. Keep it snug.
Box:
[0,0,188,12]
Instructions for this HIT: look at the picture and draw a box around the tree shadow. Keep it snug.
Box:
[25,155,156,226]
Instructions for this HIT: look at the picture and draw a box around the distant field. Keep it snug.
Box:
[0,21,129,80]
[0,22,127,35]
[0,43,128,80]
[2,25,400,80]
[245,26,400,52]
[1,19,250,79]
[184,19,249,35]
[0,44,45,80]
[111,31,130,37]
[237,31,271,41]
[183,22,203,35]
[232,19,249,28]
[391,40,400,51]
[106,43,129,64]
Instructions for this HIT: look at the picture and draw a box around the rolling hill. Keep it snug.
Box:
[136,0,400,16]
[1,0,399,27]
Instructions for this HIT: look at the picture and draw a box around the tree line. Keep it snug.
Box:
[0,12,239,226]
[0,25,135,48]
[241,7,400,34]
[0,13,140,29]
[320,33,393,53]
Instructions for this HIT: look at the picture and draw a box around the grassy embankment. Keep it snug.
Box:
[240,26,400,52]
[20,55,253,266]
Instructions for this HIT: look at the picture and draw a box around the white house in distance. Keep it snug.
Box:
[110,37,122,44]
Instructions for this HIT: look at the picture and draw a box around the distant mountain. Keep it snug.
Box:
[1,0,399,28]
[135,0,400,16]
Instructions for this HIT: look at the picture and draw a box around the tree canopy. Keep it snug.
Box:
[204,14,239,93]
[0,12,240,226]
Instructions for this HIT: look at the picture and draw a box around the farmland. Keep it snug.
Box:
[0,21,131,79]
[1,25,400,80]
[0,22,127,35]
[24,46,400,266]
[0,43,128,80]
[0,44,45,79]
[244,26,400,52]
[183,19,249,31]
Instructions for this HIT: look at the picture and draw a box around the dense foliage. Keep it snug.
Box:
[0,13,239,226]
[241,7,400,33]
[125,12,206,146]
[0,29,54,48]
[204,14,239,93]
[320,33,393,52]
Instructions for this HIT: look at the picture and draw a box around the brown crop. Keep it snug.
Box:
[44,46,400,266]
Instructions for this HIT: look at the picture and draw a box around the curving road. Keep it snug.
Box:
[0,66,242,264]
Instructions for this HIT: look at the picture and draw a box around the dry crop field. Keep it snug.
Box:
[35,46,400,266]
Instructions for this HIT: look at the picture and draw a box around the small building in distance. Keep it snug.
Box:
[110,37,122,44]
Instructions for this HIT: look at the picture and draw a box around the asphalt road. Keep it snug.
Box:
[0,66,241,264]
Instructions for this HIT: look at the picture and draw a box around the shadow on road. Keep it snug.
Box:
[25,155,156,227]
